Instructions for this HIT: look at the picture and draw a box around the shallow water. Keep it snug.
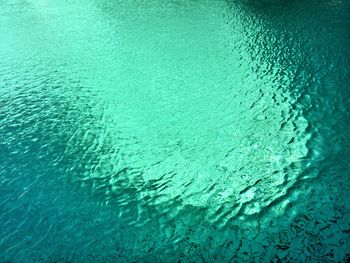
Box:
[0,0,350,261]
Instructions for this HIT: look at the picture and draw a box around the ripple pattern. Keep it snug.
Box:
[0,0,350,261]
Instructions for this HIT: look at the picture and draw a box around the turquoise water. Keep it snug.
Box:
[1,0,350,261]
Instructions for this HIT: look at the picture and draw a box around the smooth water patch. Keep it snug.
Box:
[1,0,350,261]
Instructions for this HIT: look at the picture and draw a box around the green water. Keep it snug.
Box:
[0,0,350,261]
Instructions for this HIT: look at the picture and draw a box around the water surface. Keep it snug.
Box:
[1,0,350,261]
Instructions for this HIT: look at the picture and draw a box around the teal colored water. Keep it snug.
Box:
[1,0,350,261]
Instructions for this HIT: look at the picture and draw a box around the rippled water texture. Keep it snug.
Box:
[1,0,350,261]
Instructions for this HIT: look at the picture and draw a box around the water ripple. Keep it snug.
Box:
[1,0,350,261]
